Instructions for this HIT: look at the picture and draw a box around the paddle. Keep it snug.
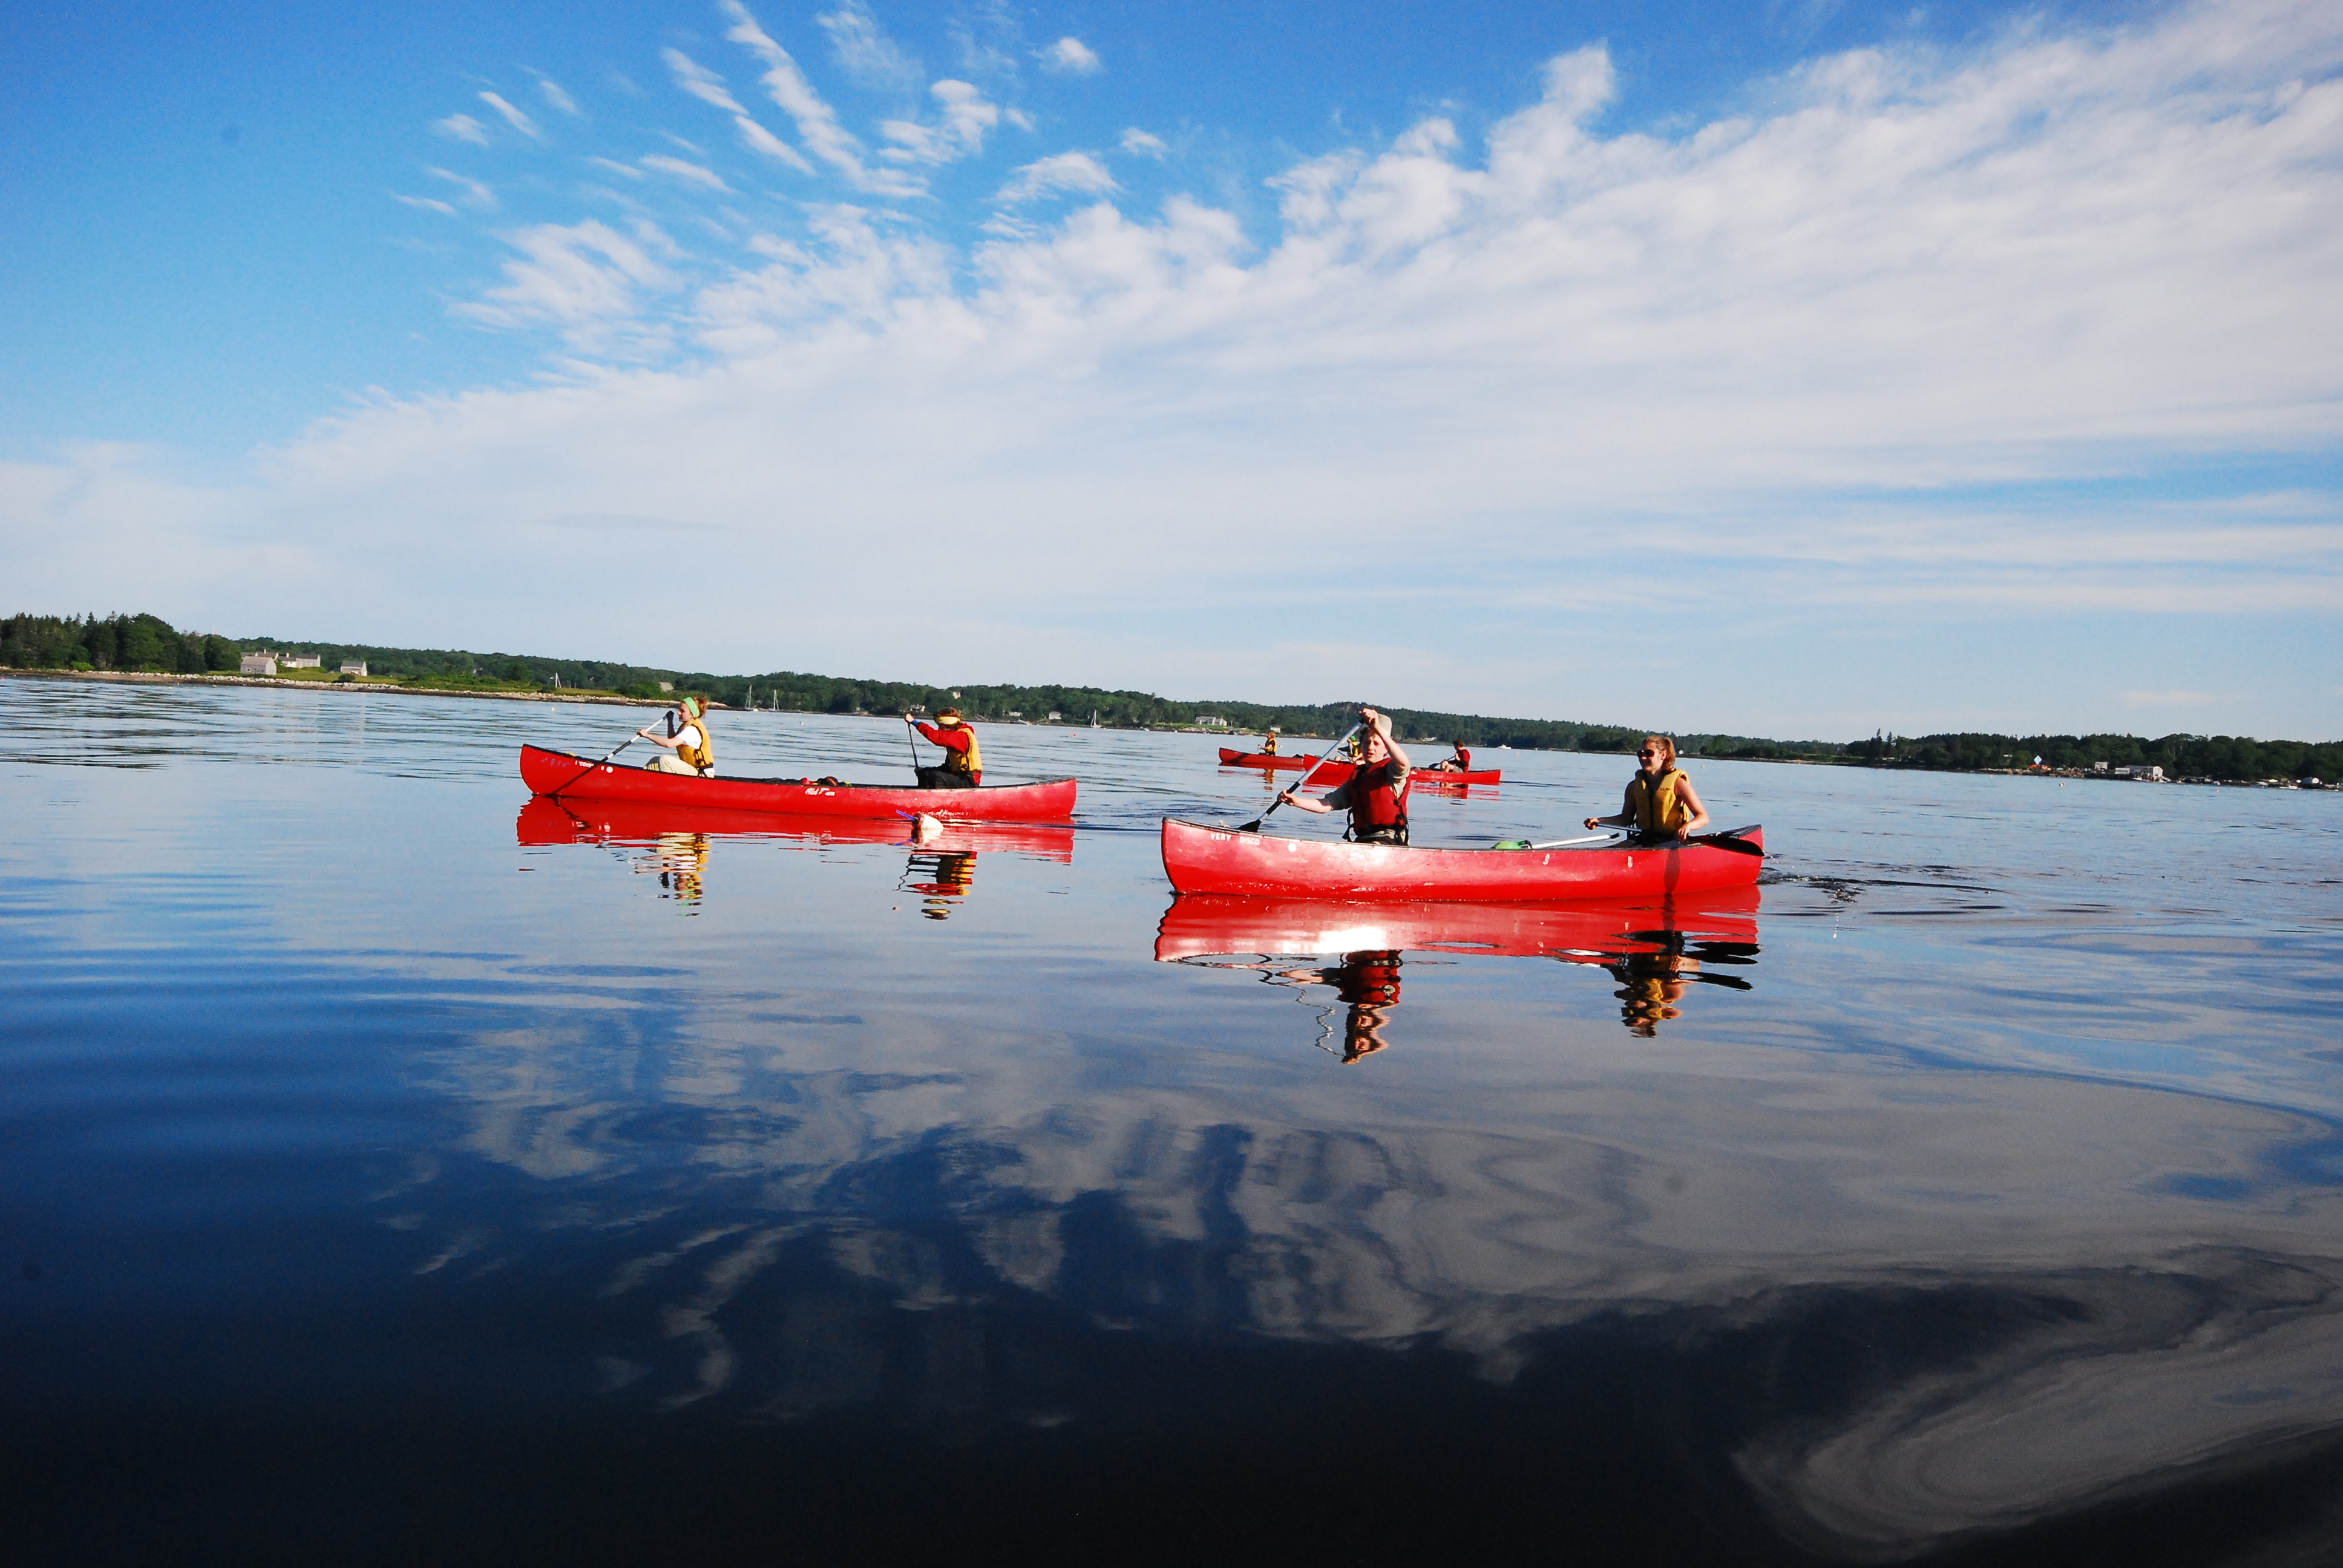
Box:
[1238,722,1363,833]
[1499,827,1763,855]
[903,714,922,776]
[551,735,636,795]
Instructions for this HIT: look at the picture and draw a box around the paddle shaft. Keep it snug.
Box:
[551,734,637,795]
[1241,722,1363,832]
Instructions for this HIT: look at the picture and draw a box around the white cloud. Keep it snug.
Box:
[1041,37,1102,75]
[586,157,647,181]
[477,91,541,140]
[995,150,1118,204]
[1120,128,1167,158]
[532,73,582,117]
[393,194,458,215]
[433,113,489,145]
[641,154,731,191]
[451,219,681,333]
[663,46,814,175]
[720,0,917,195]
[817,0,922,91]
[427,167,497,210]
[881,79,1000,165]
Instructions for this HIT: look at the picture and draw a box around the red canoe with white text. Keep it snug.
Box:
[1216,747,1502,785]
[520,743,1078,822]
[1159,817,1763,900]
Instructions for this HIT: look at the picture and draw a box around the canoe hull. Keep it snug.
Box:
[1217,747,1500,785]
[519,744,1077,822]
[1159,817,1763,901]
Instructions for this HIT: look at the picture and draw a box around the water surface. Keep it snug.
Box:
[4,677,2340,1565]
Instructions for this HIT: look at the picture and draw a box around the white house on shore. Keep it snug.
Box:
[281,654,322,669]
[239,653,277,676]
[339,661,368,677]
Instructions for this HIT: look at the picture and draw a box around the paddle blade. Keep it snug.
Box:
[1693,831,1765,856]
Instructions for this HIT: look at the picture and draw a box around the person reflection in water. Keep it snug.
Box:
[634,832,709,910]
[1587,926,1756,1036]
[1273,950,1404,1063]
[903,851,977,920]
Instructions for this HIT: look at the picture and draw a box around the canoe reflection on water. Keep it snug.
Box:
[514,795,1075,913]
[1155,887,1760,1048]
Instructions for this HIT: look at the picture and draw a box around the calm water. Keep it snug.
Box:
[4,676,2341,1566]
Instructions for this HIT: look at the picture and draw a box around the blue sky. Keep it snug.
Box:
[4,0,2339,739]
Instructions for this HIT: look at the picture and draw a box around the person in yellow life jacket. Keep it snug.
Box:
[1585,734,1710,842]
[637,696,715,777]
[906,707,982,788]
[1279,707,1412,845]
[1260,728,1280,756]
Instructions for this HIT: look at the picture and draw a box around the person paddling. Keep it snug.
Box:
[906,707,982,788]
[1429,743,1473,774]
[1277,707,1412,844]
[1585,735,1710,843]
[636,696,714,777]
[1260,728,1280,756]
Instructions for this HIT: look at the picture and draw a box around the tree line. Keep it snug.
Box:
[5,611,2335,781]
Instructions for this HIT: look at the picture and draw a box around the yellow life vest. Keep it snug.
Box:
[947,724,982,775]
[677,721,713,774]
[1627,767,1691,834]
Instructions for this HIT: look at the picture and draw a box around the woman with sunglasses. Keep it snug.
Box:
[1584,736,1709,843]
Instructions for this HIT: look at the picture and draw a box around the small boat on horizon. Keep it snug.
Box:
[1216,746,1502,785]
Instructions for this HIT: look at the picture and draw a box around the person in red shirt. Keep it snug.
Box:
[906,707,982,787]
[1277,707,1412,844]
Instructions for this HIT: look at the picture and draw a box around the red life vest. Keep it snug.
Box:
[1346,757,1410,832]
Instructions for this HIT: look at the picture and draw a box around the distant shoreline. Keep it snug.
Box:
[0,666,669,709]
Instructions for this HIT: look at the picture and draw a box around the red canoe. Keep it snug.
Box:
[1159,817,1763,900]
[515,794,1076,861]
[1155,886,1760,961]
[519,743,1078,822]
[1217,747,1502,785]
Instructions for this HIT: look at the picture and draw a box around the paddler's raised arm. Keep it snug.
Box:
[1360,708,1411,771]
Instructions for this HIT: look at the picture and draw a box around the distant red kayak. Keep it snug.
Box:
[1160,817,1763,900]
[1216,747,1501,785]
[519,743,1078,822]
[515,794,1076,861]
[1155,886,1760,961]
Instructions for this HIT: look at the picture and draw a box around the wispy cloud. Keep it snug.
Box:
[427,167,497,210]
[453,219,680,332]
[663,45,814,174]
[817,0,921,91]
[642,154,730,192]
[531,72,582,117]
[719,0,915,194]
[1120,128,1167,158]
[433,113,490,145]
[880,80,1001,165]
[393,194,458,215]
[477,91,541,140]
[995,150,1117,204]
[1041,37,1102,75]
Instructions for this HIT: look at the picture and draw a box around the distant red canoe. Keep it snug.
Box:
[1216,747,1501,785]
[519,743,1077,822]
[1159,817,1763,900]
[516,794,1076,862]
[1155,886,1760,961]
